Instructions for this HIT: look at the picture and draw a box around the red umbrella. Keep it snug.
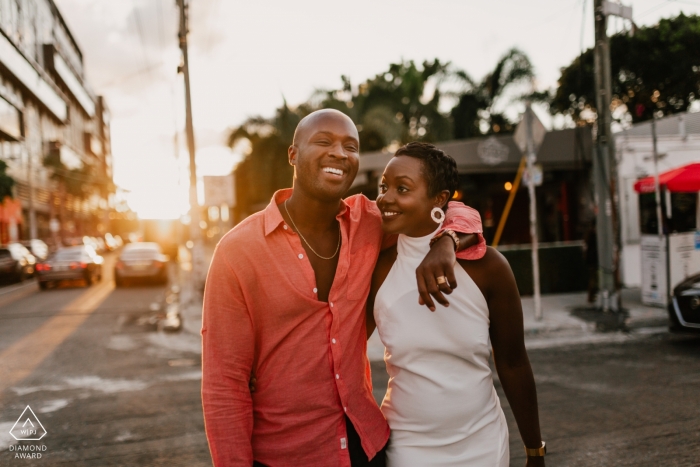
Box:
[634,163,700,193]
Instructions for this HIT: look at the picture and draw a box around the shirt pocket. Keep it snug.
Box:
[346,244,376,301]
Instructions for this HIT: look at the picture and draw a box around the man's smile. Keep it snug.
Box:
[322,166,346,178]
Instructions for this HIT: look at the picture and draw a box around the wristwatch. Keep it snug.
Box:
[429,229,460,252]
[524,441,546,457]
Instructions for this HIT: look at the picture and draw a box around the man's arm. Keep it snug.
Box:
[416,201,485,311]
[443,201,486,260]
[202,246,255,466]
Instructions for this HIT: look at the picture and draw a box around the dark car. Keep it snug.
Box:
[668,272,700,334]
[0,243,36,283]
[36,246,104,290]
[114,242,169,287]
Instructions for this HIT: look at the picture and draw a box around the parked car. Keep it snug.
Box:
[668,272,700,334]
[20,239,49,262]
[0,243,36,282]
[114,242,169,287]
[36,246,103,290]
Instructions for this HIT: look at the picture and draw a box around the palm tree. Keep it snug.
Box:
[451,48,535,138]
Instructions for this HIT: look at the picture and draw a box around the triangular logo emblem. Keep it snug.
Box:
[9,406,47,441]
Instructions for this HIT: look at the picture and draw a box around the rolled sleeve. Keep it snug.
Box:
[443,201,486,260]
[202,245,255,466]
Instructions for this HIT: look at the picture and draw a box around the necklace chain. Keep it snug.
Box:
[284,200,341,260]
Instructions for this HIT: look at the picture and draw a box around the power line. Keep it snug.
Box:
[96,63,164,89]
[155,0,167,52]
[131,0,155,84]
[636,0,676,19]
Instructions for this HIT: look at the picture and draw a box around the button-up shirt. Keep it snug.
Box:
[202,189,485,467]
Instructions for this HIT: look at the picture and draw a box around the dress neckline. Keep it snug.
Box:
[397,224,443,261]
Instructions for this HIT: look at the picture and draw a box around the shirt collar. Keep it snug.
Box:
[263,188,350,237]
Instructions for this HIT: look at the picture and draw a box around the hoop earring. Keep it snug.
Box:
[431,207,445,223]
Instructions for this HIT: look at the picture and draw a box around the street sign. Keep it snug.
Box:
[522,164,543,187]
[602,1,633,21]
[513,108,547,156]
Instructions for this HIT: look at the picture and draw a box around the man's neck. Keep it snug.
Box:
[283,189,341,232]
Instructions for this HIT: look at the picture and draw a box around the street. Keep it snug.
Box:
[0,253,208,466]
[1,254,699,466]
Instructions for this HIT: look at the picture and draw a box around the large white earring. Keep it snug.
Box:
[431,207,445,223]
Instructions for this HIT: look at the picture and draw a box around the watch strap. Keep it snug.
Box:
[524,441,546,457]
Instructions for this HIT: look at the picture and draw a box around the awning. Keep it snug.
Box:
[634,163,700,193]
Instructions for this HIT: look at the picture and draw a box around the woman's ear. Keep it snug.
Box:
[434,190,451,209]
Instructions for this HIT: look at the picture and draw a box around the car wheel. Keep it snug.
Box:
[39,281,49,290]
[115,276,123,288]
[84,272,93,286]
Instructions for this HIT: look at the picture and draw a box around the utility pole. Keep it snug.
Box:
[525,107,542,320]
[177,0,203,290]
[514,103,547,321]
[592,0,632,312]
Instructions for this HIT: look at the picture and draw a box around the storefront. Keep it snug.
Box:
[634,163,700,307]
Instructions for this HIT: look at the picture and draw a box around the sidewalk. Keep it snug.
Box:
[173,247,670,361]
[367,288,670,361]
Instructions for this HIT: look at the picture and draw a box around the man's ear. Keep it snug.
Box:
[288,145,297,166]
[434,190,451,209]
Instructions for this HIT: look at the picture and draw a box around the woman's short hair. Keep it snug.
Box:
[394,142,460,204]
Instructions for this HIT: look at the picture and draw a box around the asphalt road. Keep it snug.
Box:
[0,253,207,466]
[1,256,699,466]
[371,332,700,467]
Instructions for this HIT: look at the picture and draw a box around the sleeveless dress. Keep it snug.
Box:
[373,229,509,466]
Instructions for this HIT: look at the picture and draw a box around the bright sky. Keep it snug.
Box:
[54,0,700,219]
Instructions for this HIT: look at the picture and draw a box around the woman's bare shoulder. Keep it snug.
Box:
[457,247,515,299]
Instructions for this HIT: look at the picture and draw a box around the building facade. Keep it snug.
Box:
[615,111,700,288]
[0,0,113,246]
[353,127,596,295]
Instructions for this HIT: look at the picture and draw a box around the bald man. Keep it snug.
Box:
[202,109,485,467]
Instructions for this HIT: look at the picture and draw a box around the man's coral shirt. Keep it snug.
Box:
[202,189,485,467]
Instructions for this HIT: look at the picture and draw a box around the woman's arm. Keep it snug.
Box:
[483,248,545,466]
[365,246,398,339]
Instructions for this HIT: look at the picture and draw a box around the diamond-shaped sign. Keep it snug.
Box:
[9,406,46,441]
[513,106,547,156]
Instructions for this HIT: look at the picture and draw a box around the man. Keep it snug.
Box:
[202,109,485,466]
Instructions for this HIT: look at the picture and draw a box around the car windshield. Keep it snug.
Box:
[121,248,158,260]
[121,243,160,259]
[53,249,86,261]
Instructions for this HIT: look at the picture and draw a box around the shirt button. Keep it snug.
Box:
[283,225,288,230]
[335,374,339,379]
[332,338,336,344]
[330,302,334,307]
[298,253,303,259]
[344,407,347,412]
[313,287,318,293]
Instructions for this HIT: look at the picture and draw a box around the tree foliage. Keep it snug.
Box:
[229,50,537,216]
[43,153,95,198]
[551,14,700,124]
[0,160,15,200]
[452,48,535,138]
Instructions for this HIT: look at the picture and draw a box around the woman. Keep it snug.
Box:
[366,142,545,467]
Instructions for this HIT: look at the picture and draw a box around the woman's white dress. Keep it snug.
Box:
[374,229,509,466]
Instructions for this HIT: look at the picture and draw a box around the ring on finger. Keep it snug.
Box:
[436,276,447,285]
